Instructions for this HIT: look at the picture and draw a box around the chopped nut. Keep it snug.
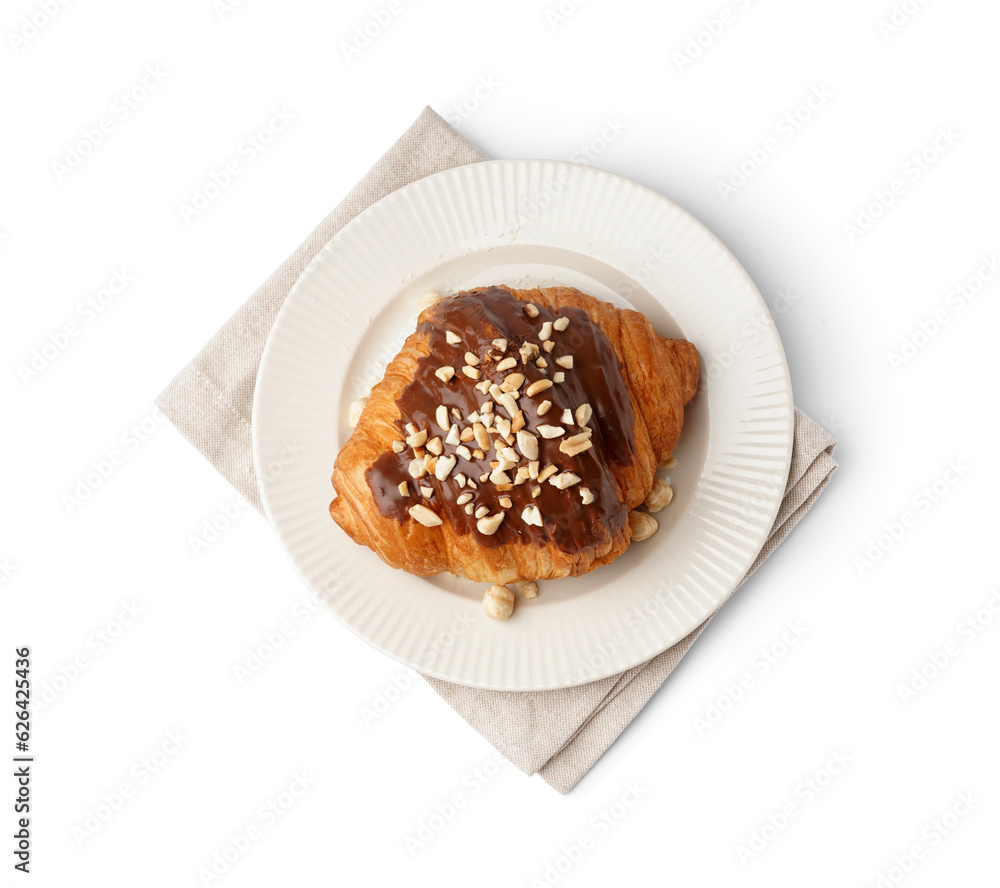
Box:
[348,397,368,428]
[473,450,486,462]
[537,424,565,439]
[535,357,548,369]
[480,400,494,414]
[575,403,593,426]
[445,424,461,446]
[516,430,539,461]
[391,439,406,453]
[413,446,426,458]
[537,465,558,483]
[553,316,570,332]
[628,510,658,541]
[423,455,438,474]
[499,446,519,463]
[580,486,595,505]
[644,477,674,512]
[464,503,475,515]
[521,504,543,527]
[454,473,467,487]
[475,505,490,519]
[405,422,419,436]
[539,321,553,341]
[521,581,538,599]
[426,436,444,455]
[398,481,410,497]
[462,365,480,380]
[465,351,480,366]
[524,303,539,318]
[519,343,535,363]
[417,290,445,313]
[514,466,530,484]
[446,330,461,345]
[419,485,433,498]
[435,366,456,383]
[482,583,514,620]
[511,410,525,433]
[435,404,450,431]
[473,422,490,451]
[537,400,552,416]
[475,380,491,394]
[456,492,474,505]
[499,496,513,509]
[456,444,472,460]
[500,372,525,392]
[477,512,506,536]
[408,458,427,479]
[492,338,508,351]
[561,408,574,425]
[553,371,566,384]
[495,417,512,439]
[528,460,540,479]
[490,392,513,419]
[408,504,442,527]
[555,355,574,369]
[467,480,477,489]
[460,427,475,443]
[406,429,428,448]
[451,407,463,421]
[489,468,512,486]
[548,471,582,490]
[525,379,553,398]
[435,454,457,480]
[543,341,555,353]
[490,392,512,418]
[532,487,541,498]
[496,357,518,372]
[559,432,594,457]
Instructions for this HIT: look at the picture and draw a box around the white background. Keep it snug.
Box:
[2,0,998,885]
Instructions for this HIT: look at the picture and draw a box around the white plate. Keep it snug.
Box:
[253,159,794,691]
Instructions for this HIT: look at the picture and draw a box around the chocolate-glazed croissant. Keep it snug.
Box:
[329,285,699,584]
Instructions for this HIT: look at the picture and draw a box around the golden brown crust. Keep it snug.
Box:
[330,285,699,583]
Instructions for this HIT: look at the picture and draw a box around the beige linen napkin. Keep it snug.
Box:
[157,107,837,794]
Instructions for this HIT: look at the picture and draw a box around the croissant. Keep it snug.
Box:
[329,285,699,585]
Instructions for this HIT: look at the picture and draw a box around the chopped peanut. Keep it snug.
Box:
[477,512,505,536]
[521,505,543,527]
[408,504,442,527]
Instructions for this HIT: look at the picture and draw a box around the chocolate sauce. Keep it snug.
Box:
[365,287,636,554]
